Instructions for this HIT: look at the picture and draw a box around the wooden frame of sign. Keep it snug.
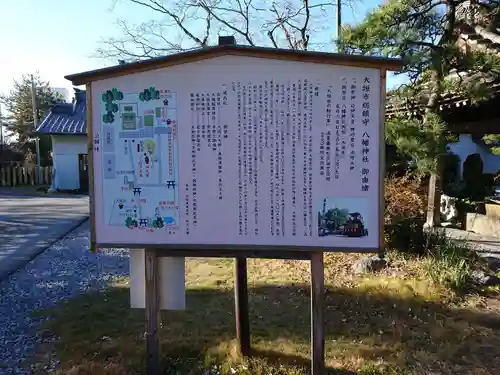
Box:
[78,40,396,375]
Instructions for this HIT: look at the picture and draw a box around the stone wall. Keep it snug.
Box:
[486,203,500,219]
[466,213,500,238]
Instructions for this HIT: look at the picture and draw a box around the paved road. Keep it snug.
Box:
[0,193,89,280]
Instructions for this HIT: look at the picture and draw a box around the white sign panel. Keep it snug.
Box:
[90,56,382,251]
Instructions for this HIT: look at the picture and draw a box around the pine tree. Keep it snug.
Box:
[0,74,60,165]
[483,133,500,155]
[340,0,500,228]
[0,74,59,141]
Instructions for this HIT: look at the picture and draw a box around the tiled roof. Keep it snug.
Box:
[35,89,87,135]
[456,1,500,57]
[386,1,500,117]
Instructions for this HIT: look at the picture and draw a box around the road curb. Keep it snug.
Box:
[0,190,88,199]
[0,216,90,282]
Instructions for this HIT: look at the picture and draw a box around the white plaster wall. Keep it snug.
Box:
[51,135,87,190]
[447,134,500,177]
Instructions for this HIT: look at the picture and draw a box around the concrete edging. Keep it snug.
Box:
[466,213,500,240]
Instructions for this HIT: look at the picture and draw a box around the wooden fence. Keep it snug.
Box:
[0,165,53,187]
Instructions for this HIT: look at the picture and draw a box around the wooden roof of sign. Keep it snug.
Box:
[65,43,403,86]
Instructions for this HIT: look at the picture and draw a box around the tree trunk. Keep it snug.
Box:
[423,1,457,230]
[423,68,444,230]
[425,160,442,229]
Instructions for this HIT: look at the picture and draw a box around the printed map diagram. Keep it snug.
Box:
[99,88,180,231]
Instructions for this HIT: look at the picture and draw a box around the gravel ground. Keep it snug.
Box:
[0,220,129,375]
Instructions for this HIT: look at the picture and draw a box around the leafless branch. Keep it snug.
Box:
[267,25,280,48]
[129,0,210,46]
[97,0,357,60]
[193,0,257,46]
[263,0,334,50]
[94,19,186,61]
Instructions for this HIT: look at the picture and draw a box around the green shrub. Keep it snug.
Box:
[384,174,427,253]
[423,233,478,293]
[385,144,413,177]
[385,217,426,253]
[384,174,480,293]
[384,174,427,222]
[444,176,495,202]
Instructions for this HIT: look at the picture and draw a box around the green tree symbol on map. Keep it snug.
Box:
[102,90,114,103]
[151,87,160,100]
[101,88,123,124]
[105,102,119,113]
[111,88,124,100]
[102,112,115,124]
[101,89,123,103]
[125,216,137,228]
[139,87,160,102]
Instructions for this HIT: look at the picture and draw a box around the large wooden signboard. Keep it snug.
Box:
[86,54,386,252]
[69,44,401,375]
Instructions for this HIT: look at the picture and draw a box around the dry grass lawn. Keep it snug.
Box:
[31,252,500,375]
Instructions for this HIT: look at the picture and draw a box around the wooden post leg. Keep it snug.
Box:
[145,248,161,375]
[311,252,325,375]
[235,257,251,356]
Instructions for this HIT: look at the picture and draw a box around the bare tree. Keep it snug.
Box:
[96,0,357,61]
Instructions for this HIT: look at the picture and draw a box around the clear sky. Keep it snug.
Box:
[0,0,406,102]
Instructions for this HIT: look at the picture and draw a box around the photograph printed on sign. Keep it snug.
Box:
[91,56,381,250]
[317,197,369,239]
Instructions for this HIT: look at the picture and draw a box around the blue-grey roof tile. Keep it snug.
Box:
[36,89,87,135]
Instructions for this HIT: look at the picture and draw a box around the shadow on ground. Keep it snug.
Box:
[37,280,500,375]
[0,194,89,279]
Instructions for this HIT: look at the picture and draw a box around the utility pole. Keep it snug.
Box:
[0,104,4,155]
[337,0,342,52]
[31,74,42,183]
